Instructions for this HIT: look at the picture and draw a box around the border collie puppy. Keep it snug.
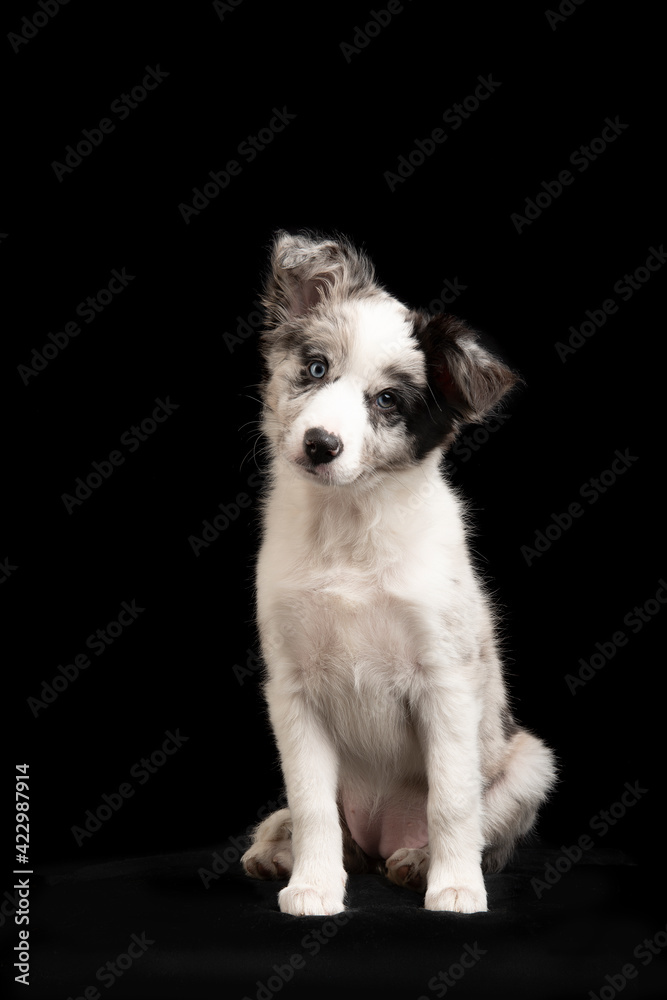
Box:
[241,232,556,915]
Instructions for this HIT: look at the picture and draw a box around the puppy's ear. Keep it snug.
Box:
[414,312,520,425]
[261,231,375,332]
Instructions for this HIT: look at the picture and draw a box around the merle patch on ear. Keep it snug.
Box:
[261,231,376,338]
[412,312,520,427]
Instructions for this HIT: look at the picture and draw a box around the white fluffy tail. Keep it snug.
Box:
[482,729,557,872]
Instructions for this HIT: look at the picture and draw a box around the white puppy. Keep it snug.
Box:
[242,232,556,915]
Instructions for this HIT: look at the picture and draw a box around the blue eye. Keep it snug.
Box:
[308,360,327,379]
[376,391,396,410]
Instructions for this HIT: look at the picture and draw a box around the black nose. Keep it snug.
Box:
[303,427,343,465]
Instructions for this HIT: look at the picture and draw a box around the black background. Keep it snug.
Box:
[4,2,665,997]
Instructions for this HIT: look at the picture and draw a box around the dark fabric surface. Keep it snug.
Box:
[28,846,666,1000]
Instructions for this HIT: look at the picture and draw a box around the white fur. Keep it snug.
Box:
[244,233,556,915]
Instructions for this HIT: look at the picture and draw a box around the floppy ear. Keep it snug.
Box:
[414,312,520,425]
[261,231,376,332]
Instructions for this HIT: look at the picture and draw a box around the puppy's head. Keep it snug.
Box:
[259,231,518,486]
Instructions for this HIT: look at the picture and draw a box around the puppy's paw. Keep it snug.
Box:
[278,882,345,916]
[385,848,429,892]
[424,883,487,914]
[241,839,293,880]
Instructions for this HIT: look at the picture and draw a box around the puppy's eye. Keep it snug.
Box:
[308,360,328,379]
[376,391,397,410]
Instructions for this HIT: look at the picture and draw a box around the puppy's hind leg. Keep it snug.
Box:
[385,847,430,892]
[482,728,557,873]
[241,808,293,880]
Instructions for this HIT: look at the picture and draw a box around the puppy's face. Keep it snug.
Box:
[262,295,435,486]
[259,233,518,487]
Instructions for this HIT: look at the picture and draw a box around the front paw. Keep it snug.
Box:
[425,882,487,914]
[278,881,345,916]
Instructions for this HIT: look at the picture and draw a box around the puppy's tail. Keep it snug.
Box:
[482,729,557,872]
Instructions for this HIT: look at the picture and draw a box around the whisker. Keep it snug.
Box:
[416,384,441,418]
[252,436,271,471]
[242,394,266,408]
[238,419,263,434]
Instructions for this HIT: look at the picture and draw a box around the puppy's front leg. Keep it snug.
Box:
[266,679,346,916]
[414,686,488,913]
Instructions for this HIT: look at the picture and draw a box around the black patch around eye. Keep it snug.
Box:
[379,374,457,461]
[364,386,407,432]
[402,386,458,460]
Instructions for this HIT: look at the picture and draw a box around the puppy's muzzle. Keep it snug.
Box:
[303,427,343,465]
